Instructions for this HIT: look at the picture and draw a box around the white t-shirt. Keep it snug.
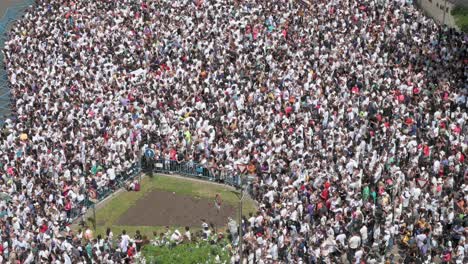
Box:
[416,233,427,248]
[270,244,278,260]
[336,233,347,247]
[120,234,130,251]
[348,235,361,249]
[170,232,180,242]
[354,249,364,263]
[107,168,116,180]
[360,225,368,241]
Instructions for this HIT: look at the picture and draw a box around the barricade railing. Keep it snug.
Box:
[68,158,245,222]
[151,159,244,188]
[69,163,141,222]
[152,159,213,180]
[69,158,251,226]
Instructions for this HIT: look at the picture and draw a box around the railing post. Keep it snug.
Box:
[93,203,96,231]
[238,177,244,263]
[138,146,143,182]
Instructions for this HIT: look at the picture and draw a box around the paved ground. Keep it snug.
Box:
[0,0,29,123]
[0,0,25,18]
[116,189,236,227]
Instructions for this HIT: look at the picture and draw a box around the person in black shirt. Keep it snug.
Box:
[134,230,143,252]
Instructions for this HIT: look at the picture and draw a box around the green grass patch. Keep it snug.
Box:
[143,241,231,264]
[452,5,468,32]
[80,174,257,239]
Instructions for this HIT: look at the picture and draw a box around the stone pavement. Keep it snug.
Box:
[0,0,26,17]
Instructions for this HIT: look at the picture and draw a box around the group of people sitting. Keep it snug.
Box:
[0,0,465,263]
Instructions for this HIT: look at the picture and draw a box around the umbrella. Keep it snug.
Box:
[19,133,28,141]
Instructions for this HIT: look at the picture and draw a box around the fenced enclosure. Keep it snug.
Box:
[68,158,250,226]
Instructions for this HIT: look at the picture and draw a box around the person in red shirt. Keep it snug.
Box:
[214,193,222,213]
[39,223,48,233]
[169,149,177,161]
[127,244,136,259]
[64,199,72,221]
[169,149,177,171]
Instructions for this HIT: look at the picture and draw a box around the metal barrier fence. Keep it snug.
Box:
[69,158,248,225]
[151,159,242,187]
[69,163,142,221]
[0,0,36,125]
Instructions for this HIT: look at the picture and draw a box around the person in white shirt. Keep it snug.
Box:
[120,230,130,253]
[248,213,255,228]
[63,251,72,264]
[347,233,362,263]
[23,249,34,264]
[455,240,465,264]
[270,240,278,261]
[416,233,427,250]
[354,249,364,264]
[348,234,362,249]
[336,233,347,248]
[170,230,182,244]
[184,226,191,242]
[360,225,368,246]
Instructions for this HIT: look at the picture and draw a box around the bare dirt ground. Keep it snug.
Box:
[116,189,236,227]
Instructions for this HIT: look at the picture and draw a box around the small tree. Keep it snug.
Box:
[451,5,468,32]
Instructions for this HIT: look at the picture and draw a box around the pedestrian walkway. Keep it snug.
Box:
[0,0,34,125]
[0,1,25,17]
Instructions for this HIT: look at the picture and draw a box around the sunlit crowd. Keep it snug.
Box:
[0,0,466,263]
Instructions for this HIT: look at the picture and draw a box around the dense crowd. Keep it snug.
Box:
[0,0,466,263]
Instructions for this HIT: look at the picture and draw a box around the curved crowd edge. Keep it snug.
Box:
[0,0,36,125]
